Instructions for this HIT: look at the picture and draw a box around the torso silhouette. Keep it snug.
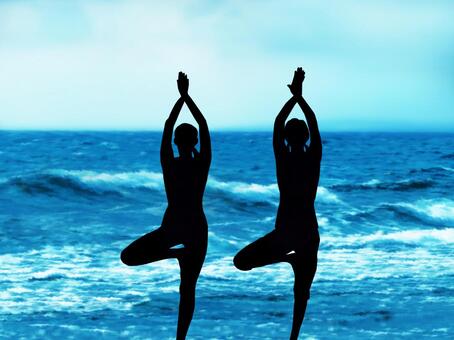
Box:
[162,155,209,238]
[275,146,320,238]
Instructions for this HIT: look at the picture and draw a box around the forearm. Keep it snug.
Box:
[183,94,211,158]
[296,96,320,141]
[273,96,297,151]
[166,97,185,126]
[161,97,184,157]
[184,94,207,127]
[275,96,297,126]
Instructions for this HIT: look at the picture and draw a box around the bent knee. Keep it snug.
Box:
[120,248,136,266]
[233,253,251,271]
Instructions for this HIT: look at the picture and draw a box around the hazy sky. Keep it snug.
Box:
[0,0,453,131]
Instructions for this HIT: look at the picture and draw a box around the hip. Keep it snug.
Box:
[162,207,208,230]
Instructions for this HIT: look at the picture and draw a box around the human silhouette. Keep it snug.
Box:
[121,72,211,340]
[233,68,321,339]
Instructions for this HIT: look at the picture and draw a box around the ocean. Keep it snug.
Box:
[0,131,453,339]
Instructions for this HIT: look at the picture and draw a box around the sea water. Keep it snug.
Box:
[0,131,453,339]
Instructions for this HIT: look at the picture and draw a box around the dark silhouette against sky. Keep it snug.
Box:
[121,72,211,340]
[234,68,322,339]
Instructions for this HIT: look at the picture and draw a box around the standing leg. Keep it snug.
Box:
[290,265,307,340]
[289,253,317,340]
[176,245,206,340]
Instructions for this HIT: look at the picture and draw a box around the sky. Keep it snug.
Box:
[0,0,453,131]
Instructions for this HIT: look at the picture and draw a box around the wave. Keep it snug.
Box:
[2,169,340,205]
[351,199,454,225]
[209,178,339,206]
[59,170,163,191]
[208,178,278,206]
[331,178,435,192]
[1,236,453,317]
[322,228,454,248]
[441,153,454,159]
[410,166,454,174]
[29,271,69,282]
[3,171,129,197]
[390,199,454,223]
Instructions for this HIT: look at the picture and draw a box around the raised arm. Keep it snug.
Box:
[296,96,321,158]
[178,72,211,165]
[161,97,184,167]
[273,96,297,156]
[288,67,322,158]
[274,69,304,156]
[185,95,211,164]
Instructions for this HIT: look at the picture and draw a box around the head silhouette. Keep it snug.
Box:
[284,118,309,149]
[174,123,198,157]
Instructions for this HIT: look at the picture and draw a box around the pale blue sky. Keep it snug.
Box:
[0,0,453,131]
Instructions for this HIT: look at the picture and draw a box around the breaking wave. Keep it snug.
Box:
[2,169,340,205]
[331,178,435,192]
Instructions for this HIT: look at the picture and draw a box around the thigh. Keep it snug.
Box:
[121,227,178,266]
[179,235,207,285]
[234,230,292,270]
[293,242,319,299]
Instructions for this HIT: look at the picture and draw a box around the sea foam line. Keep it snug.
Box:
[32,169,341,204]
[322,228,454,247]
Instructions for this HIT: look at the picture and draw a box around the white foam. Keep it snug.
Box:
[0,236,453,315]
[210,178,277,196]
[8,286,32,294]
[362,179,381,186]
[56,169,164,190]
[317,186,340,203]
[210,178,339,204]
[441,166,454,172]
[51,169,340,204]
[394,199,454,222]
[318,246,454,282]
[323,228,454,246]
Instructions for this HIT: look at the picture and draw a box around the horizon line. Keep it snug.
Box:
[1,128,454,134]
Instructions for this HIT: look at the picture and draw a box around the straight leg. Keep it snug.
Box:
[176,246,206,340]
[289,252,317,340]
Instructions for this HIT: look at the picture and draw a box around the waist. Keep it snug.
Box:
[166,197,203,207]
[278,197,315,210]
[165,204,205,219]
[276,202,318,228]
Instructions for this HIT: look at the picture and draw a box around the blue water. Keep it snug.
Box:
[0,131,453,339]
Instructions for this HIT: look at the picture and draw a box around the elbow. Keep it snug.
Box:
[274,121,282,131]
[198,118,208,128]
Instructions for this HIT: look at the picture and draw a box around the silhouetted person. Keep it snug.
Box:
[234,68,321,339]
[121,72,211,340]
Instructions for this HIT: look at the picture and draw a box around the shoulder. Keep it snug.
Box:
[275,145,290,159]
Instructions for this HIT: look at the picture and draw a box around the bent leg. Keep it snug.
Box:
[233,230,291,271]
[176,245,206,340]
[120,227,181,266]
